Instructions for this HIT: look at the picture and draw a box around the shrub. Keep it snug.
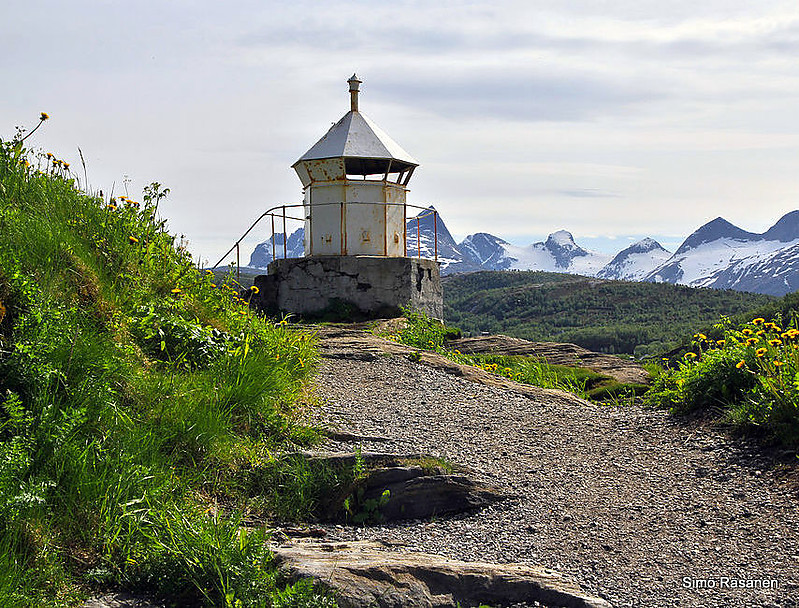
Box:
[645,320,799,447]
[389,306,450,350]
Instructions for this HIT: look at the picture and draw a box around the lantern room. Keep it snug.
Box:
[292,75,418,257]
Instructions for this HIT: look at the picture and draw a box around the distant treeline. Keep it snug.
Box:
[443,271,775,356]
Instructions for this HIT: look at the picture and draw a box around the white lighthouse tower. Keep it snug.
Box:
[254,75,442,320]
[293,75,418,258]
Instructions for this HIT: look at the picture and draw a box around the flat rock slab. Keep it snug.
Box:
[447,335,649,385]
[82,593,164,608]
[271,540,612,608]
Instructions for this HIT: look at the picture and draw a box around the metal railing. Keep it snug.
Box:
[211,202,439,280]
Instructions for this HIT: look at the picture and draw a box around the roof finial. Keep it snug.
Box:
[348,73,362,113]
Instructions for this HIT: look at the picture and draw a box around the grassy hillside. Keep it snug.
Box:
[444,271,774,356]
[0,121,329,606]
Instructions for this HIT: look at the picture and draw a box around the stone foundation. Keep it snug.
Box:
[253,256,442,320]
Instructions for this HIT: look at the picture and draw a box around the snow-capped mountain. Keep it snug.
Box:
[597,238,672,281]
[485,230,612,275]
[644,212,799,295]
[248,228,305,268]
[245,210,633,277]
[243,207,799,296]
[460,233,514,270]
[455,229,612,275]
[406,207,483,273]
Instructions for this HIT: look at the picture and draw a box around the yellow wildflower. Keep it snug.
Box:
[756,330,766,336]
[40,112,49,121]
[769,339,782,346]
[128,236,139,244]
[736,360,746,369]
[694,333,707,341]
[684,352,697,359]
[756,348,767,357]
[171,288,182,294]
[742,329,753,336]
[746,338,758,346]
[752,318,765,325]
[774,360,784,367]
[716,340,725,347]
[250,285,260,294]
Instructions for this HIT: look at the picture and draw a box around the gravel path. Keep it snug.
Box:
[308,333,799,608]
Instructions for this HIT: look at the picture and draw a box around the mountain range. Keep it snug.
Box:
[246,208,799,296]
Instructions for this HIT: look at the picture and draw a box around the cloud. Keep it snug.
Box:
[5,0,799,264]
[558,189,622,199]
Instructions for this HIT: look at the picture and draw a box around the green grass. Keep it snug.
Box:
[443,270,774,356]
[0,120,331,606]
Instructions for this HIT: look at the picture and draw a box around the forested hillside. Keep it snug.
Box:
[444,271,774,356]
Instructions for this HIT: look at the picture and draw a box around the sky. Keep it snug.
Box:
[5,0,799,264]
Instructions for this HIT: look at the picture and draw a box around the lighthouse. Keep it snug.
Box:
[253,75,442,320]
[293,75,417,258]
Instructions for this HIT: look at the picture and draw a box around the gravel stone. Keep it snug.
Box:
[309,340,799,608]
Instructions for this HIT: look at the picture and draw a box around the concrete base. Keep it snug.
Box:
[253,256,443,320]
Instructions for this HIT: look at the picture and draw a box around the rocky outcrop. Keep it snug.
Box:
[271,540,613,608]
[296,451,505,522]
[447,335,649,385]
[311,324,588,404]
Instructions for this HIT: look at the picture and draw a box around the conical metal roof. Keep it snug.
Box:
[293,76,418,175]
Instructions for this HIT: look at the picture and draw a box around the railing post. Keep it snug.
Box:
[271,214,276,262]
[433,210,438,262]
[282,205,287,259]
[236,242,240,283]
[403,203,407,257]
[417,216,421,261]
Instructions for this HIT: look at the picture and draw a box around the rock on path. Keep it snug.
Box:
[309,327,799,608]
[272,540,611,608]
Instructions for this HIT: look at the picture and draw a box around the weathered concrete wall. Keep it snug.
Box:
[253,256,442,320]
